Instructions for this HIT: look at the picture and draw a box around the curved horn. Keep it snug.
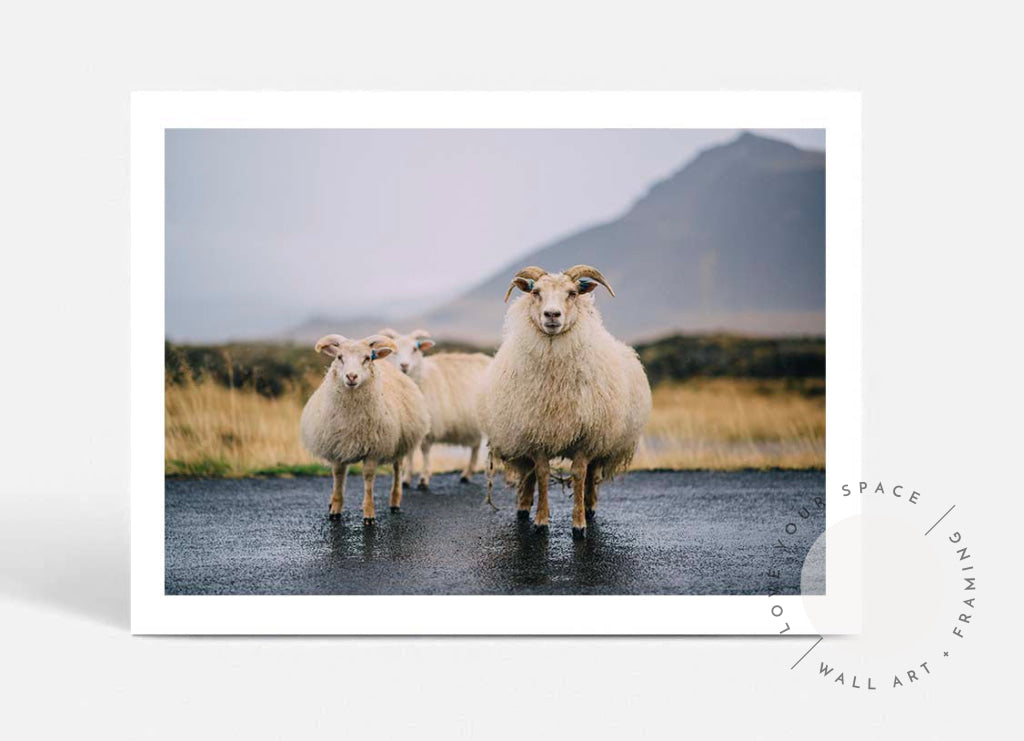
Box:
[377,327,400,339]
[409,328,432,339]
[314,334,347,357]
[564,265,615,297]
[504,266,548,302]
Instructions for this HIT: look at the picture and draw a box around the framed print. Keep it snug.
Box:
[131,91,861,634]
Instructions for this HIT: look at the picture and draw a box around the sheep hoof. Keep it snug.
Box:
[416,481,429,490]
[363,517,375,526]
[533,523,549,535]
[460,475,470,483]
[585,508,596,521]
[328,512,341,521]
[516,509,531,522]
[390,506,401,514]
[572,526,587,540]
[402,481,409,489]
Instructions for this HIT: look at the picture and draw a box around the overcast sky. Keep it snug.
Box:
[166,128,825,342]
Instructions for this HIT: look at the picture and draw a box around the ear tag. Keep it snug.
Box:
[527,279,534,290]
[370,349,377,360]
[416,340,421,349]
[578,278,592,290]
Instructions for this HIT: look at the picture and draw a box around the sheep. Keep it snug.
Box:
[378,328,492,488]
[300,333,430,525]
[477,265,652,539]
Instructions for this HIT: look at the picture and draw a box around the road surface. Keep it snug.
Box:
[165,470,824,595]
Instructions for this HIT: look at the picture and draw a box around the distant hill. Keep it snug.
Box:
[284,132,824,345]
[634,334,824,387]
[279,314,394,346]
[166,334,823,399]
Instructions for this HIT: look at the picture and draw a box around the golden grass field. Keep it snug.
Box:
[166,375,824,477]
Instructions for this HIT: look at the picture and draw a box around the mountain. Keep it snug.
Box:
[286,132,825,345]
[280,314,396,346]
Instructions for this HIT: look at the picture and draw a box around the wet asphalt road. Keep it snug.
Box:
[165,470,825,595]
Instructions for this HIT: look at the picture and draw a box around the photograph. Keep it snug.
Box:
[7,3,1015,737]
[162,124,828,597]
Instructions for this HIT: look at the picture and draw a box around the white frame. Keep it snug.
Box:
[131,91,861,635]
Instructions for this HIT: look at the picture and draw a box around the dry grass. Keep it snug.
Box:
[632,378,824,470]
[165,376,824,477]
[165,377,320,477]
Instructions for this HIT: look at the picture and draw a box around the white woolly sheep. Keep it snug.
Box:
[379,328,492,488]
[300,334,430,525]
[478,265,652,538]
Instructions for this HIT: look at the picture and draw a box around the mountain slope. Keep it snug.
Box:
[286,132,825,345]
[420,132,824,343]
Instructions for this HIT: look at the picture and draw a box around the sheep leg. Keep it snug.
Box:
[461,443,480,483]
[417,441,432,489]
[571,457,588,539]
[329,463,348,519]
[503,462,519,489]
[361,459,378,526]
[483,449,499,510]
[402,452,414,488]
[533,457,550,532]
[389,458,403,513]
[513,460,536,521]
[584,460,600,521]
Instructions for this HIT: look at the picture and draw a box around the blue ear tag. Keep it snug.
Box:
[370,349,377,360]
[416,340,421,349]
[578,278,591,290]
[527,279,534,290]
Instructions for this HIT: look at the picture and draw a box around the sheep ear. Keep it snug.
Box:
[363,334,397,361]
[504,266,547,302]
[409,328,434,351]
[565,265,615,297]
[314,334,346,357]
[378,328,400,339]
[503,278,531,302]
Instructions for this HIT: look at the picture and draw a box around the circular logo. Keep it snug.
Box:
[776,482,977,690]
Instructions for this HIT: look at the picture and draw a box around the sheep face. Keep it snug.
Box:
[314,334,396,391]
[378,329,436,380]
[505,266,615,337]
[510,273,596,336]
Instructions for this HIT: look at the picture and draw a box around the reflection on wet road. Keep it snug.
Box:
[165,471,824,595]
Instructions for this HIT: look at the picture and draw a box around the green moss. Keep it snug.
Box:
[164,461,408,479]
[249,463,333,478]
[166,457,233,478]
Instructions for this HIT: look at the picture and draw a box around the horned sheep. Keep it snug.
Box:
[379,328,491,488]
[478,265,652,538]
[300,334,430,525]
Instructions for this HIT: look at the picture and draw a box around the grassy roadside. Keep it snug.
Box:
[165,376,824,478]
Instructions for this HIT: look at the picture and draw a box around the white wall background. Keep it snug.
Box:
[0,1,1020,738]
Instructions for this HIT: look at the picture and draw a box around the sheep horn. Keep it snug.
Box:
[377,328,400,339]
[564,265,615,297]
[504,266,548,302]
